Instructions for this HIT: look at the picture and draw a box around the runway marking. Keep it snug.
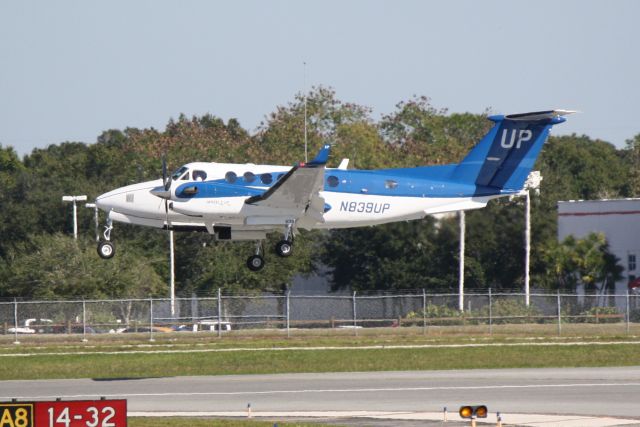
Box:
[1,341,640,358]
[3,382,640,400]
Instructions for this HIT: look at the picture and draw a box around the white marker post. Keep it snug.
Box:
[62,195,87,239]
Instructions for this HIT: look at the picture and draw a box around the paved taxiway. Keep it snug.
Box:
[2,367,640,425]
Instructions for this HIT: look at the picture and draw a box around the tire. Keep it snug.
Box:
[97,241,115,259]
[247,255,265,271]
[275,240,293,257]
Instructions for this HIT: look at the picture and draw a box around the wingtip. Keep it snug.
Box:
[553,109,579,116]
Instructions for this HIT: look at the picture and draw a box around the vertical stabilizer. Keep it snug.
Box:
[452,110,574,191]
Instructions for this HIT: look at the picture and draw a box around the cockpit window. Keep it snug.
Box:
[193,170,207,181]
[244,172,256,183]
[171,166,189,181]
[225,171,237,183]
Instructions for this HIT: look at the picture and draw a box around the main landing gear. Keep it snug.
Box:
[97,218,115,259]
[275,222,294,258]
[246,241,265,272]
[246,224,295,271]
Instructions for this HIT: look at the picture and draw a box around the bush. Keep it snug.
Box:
[577,306,624,324]
[407,304,463,325]
[475,299,543,324]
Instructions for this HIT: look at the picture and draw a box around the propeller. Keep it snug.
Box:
[162,156,171,191]
[161,156,171,230]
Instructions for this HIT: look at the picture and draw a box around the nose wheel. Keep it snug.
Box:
[97,240,115,259]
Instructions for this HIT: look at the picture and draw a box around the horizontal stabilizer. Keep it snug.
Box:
[505,110,577,121]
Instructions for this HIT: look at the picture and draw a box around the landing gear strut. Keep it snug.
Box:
[247,241,265,272]
[97,217,116,259]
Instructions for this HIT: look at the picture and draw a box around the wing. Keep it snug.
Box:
[245,144,330,222]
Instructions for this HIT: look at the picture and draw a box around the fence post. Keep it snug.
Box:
[488,288,493,336]
[286,289,291,338]
[217,288,222,338]
[422,289,427,336]
[13,298,19,345]
[353,291,358,336]
[557,291,562,337]
[626,290,630,334]
[149,298,155,342]
[82,299,88,342]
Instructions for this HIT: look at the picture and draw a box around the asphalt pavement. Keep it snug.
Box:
[2,367,640,426]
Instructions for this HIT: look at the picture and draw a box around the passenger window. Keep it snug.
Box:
[244,172,256,183]
[192,170,207,181]
[261,173,273,185]
[385,180,398,189]
[225,171,237,183]
[327,176,339,188]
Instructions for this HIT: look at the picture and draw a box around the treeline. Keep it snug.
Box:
[1,87,639,299]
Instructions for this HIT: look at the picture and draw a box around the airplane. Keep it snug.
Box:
[94,109,574,271]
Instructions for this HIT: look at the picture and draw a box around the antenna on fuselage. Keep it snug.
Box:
[303,61,308,163]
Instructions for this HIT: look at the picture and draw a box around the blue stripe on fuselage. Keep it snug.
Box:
[175,166,509,200]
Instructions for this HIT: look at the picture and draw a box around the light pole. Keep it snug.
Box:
[62,195,87,239]
[85,203,99,242]
[520,171,542,306]
[459,210,466,312]
[169,229,175,317]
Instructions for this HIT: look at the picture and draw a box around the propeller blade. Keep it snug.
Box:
[162,157,171,191]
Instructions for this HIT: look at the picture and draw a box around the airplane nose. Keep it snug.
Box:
[95,189,117,211]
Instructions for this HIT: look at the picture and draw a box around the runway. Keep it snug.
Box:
[2,367,640,425]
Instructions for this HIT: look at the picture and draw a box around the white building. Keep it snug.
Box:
[558,199,640,300]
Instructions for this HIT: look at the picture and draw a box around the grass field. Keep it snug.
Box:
[1,326,640,380]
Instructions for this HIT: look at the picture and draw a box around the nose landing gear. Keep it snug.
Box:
[97,218,115,259]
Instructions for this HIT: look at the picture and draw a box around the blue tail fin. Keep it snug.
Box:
[452,110,574,192]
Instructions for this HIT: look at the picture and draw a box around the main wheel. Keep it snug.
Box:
[97,241,115,259]
[275,240,293,257]
[247,254,265,271]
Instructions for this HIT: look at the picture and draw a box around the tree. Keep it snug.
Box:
[257,86,374,166]
[539,232,623,293]
[0,234,166,299]
[622,133,640,196]
[380,96,491,166]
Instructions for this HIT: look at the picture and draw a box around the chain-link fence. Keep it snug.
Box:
[2,290,640,342]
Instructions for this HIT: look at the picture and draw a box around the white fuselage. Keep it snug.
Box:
[96,161,498,237]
